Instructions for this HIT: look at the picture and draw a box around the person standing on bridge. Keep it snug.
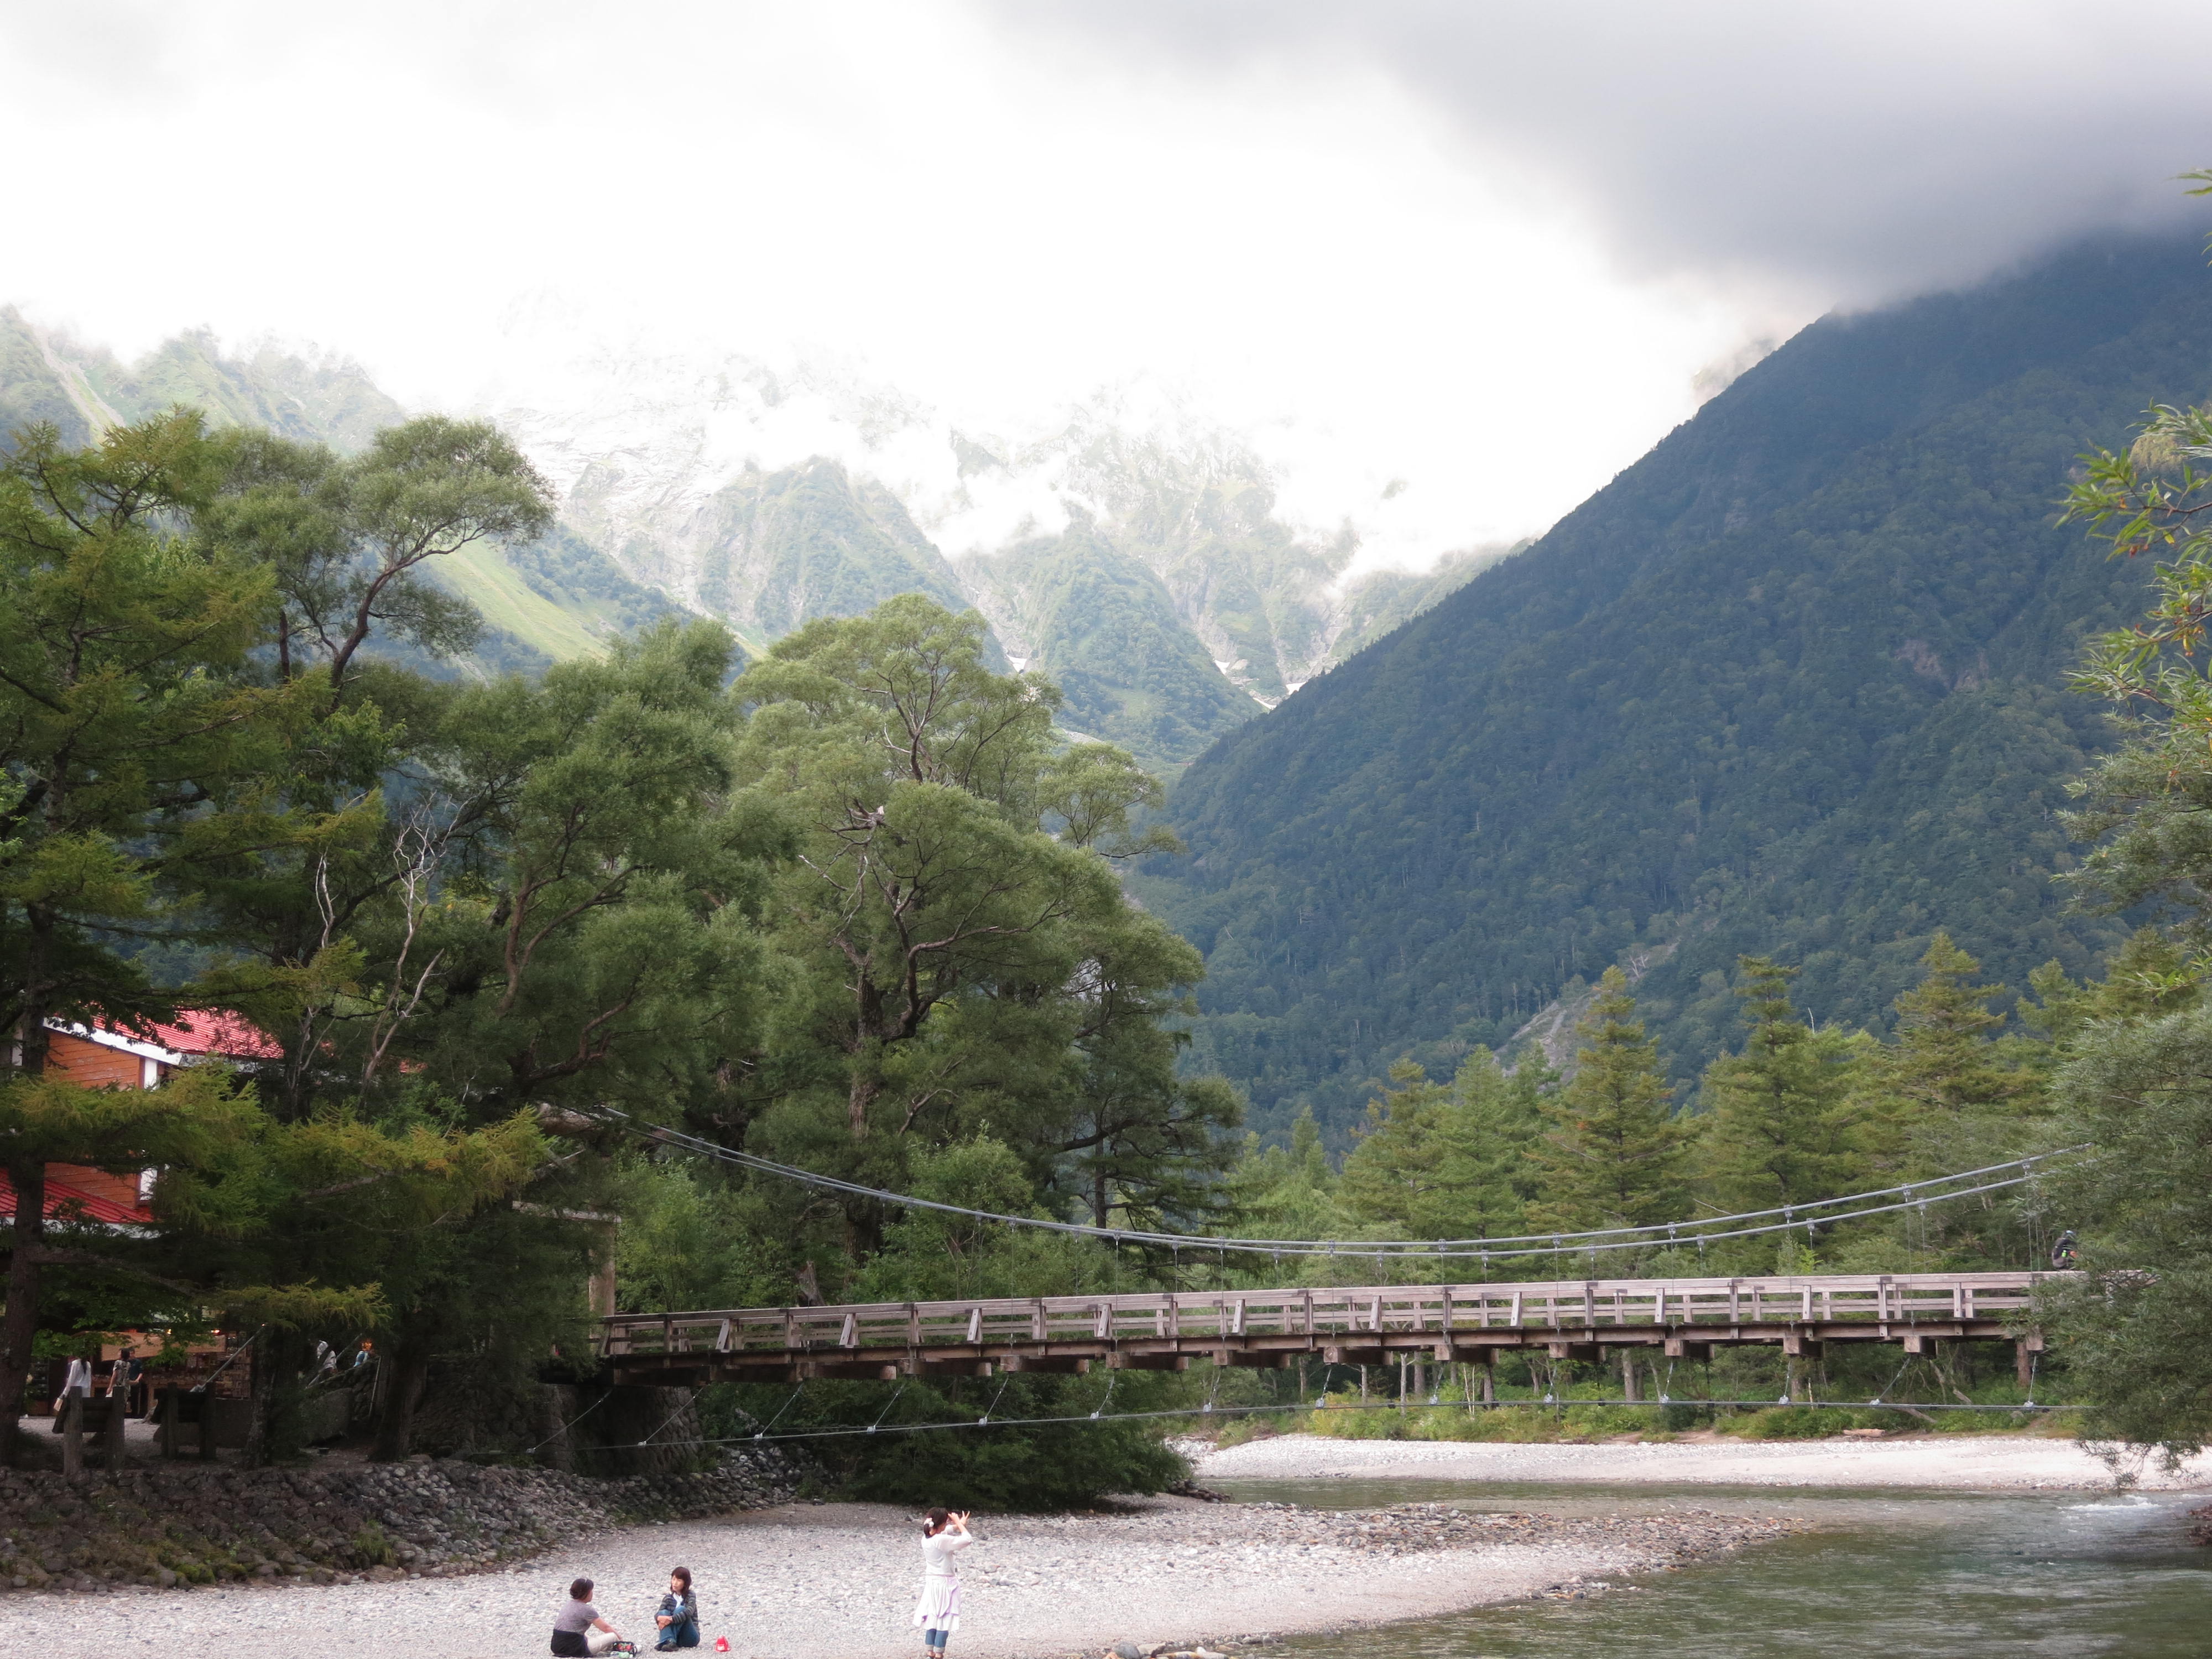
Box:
[912,1508,973,1658]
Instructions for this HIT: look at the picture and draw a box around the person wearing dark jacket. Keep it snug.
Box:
[654,1566,700,1650]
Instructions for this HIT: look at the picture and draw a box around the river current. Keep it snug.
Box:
[1215,1477,2209,1656]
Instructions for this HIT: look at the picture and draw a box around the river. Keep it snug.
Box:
[1215,1478,2209,1656]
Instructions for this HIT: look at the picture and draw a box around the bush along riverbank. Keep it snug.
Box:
[0,1449,801,1595]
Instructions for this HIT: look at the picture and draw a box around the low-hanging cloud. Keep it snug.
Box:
[1003,0,2212,304]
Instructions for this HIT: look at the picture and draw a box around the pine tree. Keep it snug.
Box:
[1526,968,1688,1239]
[1340,1050,1538,1243]
[1863,932,2034,1173]
[1698,957,1869,1213]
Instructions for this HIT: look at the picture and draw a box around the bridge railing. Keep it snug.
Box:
[597,1271,2049,1361]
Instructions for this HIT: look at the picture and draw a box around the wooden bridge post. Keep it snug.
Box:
[103,1393,127,1471]
[60,1395,84,1480]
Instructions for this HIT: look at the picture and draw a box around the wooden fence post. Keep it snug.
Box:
[60,1395,83,1480]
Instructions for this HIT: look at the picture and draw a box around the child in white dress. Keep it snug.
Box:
[911,1509,973,1658]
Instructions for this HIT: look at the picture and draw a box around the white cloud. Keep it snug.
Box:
[4,0,2197,572]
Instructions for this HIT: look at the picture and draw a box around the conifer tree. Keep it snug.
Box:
[1698,957,1868,1213]
[1227,1104,1344,1246]
[1526,968,1688,1239]
[1340,1049,1538,1243]
[1863,932,2033,1173]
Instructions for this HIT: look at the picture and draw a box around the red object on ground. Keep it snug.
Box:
[714,1640,730,1653]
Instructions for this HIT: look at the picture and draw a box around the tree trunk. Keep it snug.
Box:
[371,1342,431,1462]
[0,1161,48,1470]
[242,1328,293,1469]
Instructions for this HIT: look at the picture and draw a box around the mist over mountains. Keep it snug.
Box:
[0,308,1497,771]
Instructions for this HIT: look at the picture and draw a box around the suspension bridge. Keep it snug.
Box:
[595,1270,2056,1393]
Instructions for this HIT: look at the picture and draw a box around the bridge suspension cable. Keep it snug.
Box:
[583,1105,2080,1261]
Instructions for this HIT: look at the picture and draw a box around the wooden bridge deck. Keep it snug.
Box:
[598,1271,2055,1384]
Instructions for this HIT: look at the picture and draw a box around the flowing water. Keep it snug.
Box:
[1216,1478,2209,1656]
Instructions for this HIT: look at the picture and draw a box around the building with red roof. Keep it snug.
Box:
[0,1013,280,1230]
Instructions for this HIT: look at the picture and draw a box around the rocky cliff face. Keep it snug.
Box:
[486,345,1501,764]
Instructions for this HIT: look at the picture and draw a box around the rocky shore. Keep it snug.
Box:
[1191,1429,2212,1489]
[9,1490,1802,1658]
[0,1448,798,1595]
[1193,1496,1801,1565]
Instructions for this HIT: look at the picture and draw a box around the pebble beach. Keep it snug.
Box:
[22,1432,2205,1657]
[17,1493,1796,1658]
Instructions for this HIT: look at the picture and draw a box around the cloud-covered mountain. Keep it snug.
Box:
[1136,231,2206,1139]
[1,307,1504,769]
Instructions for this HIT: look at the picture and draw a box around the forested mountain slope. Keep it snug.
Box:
[961,517,1256,764]
[1140,233,2212,1140]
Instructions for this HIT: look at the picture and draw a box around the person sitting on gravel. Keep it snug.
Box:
[912,1509,974,1659]
[551,1575,629,1656]
[653,1566,700,1650]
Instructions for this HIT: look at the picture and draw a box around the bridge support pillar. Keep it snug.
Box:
[1664,1337,1710,1362]
[2015,1334,2042,1390]
[1321,1345,1386,1366]
[1781,1332,1822,1359]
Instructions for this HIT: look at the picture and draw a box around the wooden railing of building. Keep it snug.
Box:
[598,1271,2054,1385]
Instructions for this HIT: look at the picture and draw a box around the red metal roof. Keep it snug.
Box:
[129,1011,283,1061]
[0,1168,154,1228]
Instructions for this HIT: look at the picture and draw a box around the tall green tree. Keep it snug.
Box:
[199,416,552,707]
[0,414,327,1462]
[1339,1049,1542,1246]
[1697,957,1869,1214]
[1860,932,2039,1187]
[2040,1008,2212,1468]
[1526,968,1689,1241]
[731,596,1238,1269]
[2038,289,2212,1462]
[0,414,294,1072]
[1227,1104,1345,1248]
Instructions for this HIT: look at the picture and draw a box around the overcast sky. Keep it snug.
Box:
[6,1,2211,566]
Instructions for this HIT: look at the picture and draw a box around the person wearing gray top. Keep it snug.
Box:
[551,1575,627,1655]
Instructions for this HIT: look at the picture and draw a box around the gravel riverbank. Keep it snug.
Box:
[34,1432,2159,1654]
[1191,1431,2212,1490]
[18,1492,1797,1657]
[0,1449,799,1594]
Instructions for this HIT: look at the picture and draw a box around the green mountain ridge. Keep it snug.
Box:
[959,514,1259,768]
[1140,232,2211,1141]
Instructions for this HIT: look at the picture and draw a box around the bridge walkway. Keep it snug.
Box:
[598,1271,2054,1388]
